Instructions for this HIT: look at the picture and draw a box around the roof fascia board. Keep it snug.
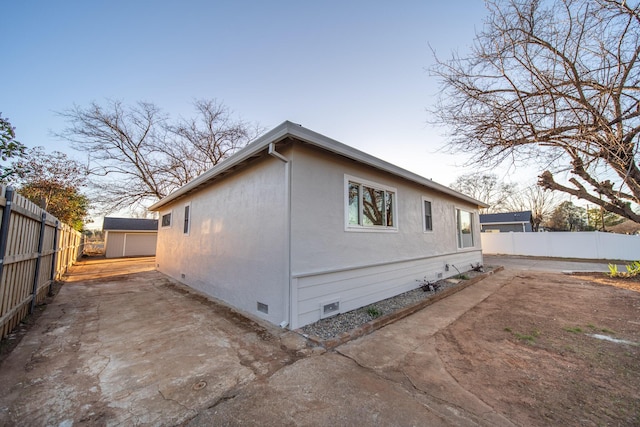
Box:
[481,221,528,225]
[149,122,293,210]
[104,229,158,233]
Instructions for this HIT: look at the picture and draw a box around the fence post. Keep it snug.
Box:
[30,211,47,313]
[48,220,59,296]
[0,187,14,288]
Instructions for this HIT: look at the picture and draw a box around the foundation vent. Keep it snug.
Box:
[320,298,340,319]
[257,302,269,314]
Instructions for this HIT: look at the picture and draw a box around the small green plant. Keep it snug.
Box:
[456,274,470,280]
[505,328,539,343]
[366,306,382,318]
[514,333,536,343]
[608,261,640,278]
[564,326,583,333]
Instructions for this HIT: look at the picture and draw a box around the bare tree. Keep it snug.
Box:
[506,184,559,231]
[450,172,517,213]
[57,99,263,213]
[431,0,640,222]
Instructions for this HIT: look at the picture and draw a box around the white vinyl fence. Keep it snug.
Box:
[481,231,640,261]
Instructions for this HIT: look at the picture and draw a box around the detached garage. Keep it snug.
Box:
[103,217,158,258]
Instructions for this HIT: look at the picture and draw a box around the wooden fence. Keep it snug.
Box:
[0,186,83,340]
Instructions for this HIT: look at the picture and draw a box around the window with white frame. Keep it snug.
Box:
[346,176,396,229]
[161,212,172,228]
[456,208,474,248]
[422,198,433,232]
[183,204,190,234]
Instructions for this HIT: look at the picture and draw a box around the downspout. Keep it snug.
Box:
[268,143,292,329]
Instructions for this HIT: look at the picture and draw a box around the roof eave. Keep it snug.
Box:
[149,120,489,211]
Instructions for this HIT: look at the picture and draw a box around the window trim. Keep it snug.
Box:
[161,211,173,228]
[183,202,191,235]
[422,197,433,233]
[344,174,398,232]
[455,207,476,249]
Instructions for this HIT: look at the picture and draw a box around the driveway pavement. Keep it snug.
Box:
[0,255,619,426]
[0,257,305,426]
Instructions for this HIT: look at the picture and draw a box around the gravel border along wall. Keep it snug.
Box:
[298,266,504,350]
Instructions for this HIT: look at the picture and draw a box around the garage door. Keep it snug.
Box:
[123,233,157,257]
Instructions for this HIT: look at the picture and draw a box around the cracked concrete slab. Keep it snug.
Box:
[188,353,453,426]
[0,257,299,426]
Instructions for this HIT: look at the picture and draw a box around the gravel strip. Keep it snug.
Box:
[300,268,491,340]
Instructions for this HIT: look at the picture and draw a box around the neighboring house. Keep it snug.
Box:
[150,121,487,329]
[103,217,158,258]
[480,211,533,232]
[607,219,640,235]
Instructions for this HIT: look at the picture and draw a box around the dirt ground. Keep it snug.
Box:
[436,271,640,426]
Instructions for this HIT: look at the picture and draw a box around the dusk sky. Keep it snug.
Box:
[3,1,524,200]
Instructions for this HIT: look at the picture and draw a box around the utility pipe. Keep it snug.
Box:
[268,143,292,328]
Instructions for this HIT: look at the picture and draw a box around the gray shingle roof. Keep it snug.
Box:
[103,217,158,231]
[479,211,532,224]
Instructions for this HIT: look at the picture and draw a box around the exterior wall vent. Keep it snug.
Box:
[257,302,269,314]
[320,298,340,319]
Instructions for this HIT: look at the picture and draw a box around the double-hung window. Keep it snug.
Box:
[422,198,433,232]
[346,176,397,230]
[456,208,474,248]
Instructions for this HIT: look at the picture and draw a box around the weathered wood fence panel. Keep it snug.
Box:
[0,186,82,339]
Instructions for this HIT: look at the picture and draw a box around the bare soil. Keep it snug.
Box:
[436,271,640,426]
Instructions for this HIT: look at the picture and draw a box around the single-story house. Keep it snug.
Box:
[480,211,533,232]
[103,217,158,258]
[149,121,487,329]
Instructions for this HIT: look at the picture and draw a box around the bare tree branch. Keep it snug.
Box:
[57,99,263,214]
[430,0,640,221]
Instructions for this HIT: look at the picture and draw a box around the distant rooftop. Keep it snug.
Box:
[479,211,532,224]
[103,217,158,231]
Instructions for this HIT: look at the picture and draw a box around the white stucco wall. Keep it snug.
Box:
[288,144,482,328]
[155,142,483,329]
[155,154,289,325]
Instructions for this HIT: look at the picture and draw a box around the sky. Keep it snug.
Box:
[3,1,534,220]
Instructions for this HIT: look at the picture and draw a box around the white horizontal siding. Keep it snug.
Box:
[295,250,482,328]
